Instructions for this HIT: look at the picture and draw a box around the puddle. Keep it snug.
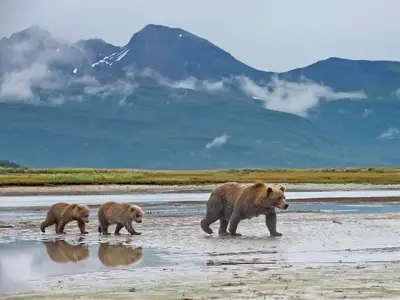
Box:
[0,238,177,293]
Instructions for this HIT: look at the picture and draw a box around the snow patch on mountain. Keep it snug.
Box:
[91,45,130,67]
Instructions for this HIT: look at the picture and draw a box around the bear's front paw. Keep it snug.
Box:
[81,231,89,235]
[230,232,242,237]
[218,231,229,236]
[132,232,141,235]
[270,232,282,237]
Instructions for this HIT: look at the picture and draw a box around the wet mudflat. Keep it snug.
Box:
[1,193,400,299]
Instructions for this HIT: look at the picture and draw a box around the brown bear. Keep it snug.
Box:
[42,239,89,263]
[40,202,90,234]
[200,181,289,237]
[98,243,143,267]
[97,201,143,235]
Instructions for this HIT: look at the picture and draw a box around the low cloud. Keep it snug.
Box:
[0,30,137,105]
[236,75,368,117]
[0,62,61,103]
[362,108,373,118]
[379,127,400,139]
[141,68,226,92]
[205,134,230,149]
[0,29,369,110]
[395,88,400,99]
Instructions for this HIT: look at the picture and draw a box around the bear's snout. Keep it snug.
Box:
[137,219,142,223]
[283,203,289,210]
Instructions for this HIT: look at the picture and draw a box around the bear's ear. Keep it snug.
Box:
[130,206,136,213]
[77,204,88,211]
[266,186,273,196]
[253,181,265,188]
[279,185,286,192]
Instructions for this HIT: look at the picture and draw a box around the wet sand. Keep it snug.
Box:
[2,182,400,196]
[1,207,400,299]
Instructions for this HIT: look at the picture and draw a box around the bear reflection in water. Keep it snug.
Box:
[42,239,89,263]
[98,243,143,267]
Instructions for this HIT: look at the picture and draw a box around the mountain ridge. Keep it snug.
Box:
[0,24,399,169]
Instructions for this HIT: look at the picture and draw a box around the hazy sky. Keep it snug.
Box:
[1,0,400,72]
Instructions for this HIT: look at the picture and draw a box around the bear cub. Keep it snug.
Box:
[97,201,143,235]
[40,202,90,234]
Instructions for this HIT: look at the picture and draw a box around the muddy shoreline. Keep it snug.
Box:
[2,213,400,299]
[2,182,400,196]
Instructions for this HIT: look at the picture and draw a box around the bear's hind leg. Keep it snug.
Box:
[218,219,229,236]
[40,215,55,233]
[57,220,68,234]
[99,220,110,235]
[201,211,220,235]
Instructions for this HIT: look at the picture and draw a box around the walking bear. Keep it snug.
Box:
[40,202,90,234]
[200,181,289,236]
[97,201,143,235]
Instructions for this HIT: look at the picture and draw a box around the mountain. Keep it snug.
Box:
[89,24,271,81]
[0,160,21,168]
[0,24,399,169]
[281,57,400,99]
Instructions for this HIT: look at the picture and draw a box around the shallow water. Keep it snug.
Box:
[1,191,400,298]
[1,201,400,222]
[2,190,400,222]
[2,189,400,208]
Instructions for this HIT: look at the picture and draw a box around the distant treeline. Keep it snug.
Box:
[0,160,22,168]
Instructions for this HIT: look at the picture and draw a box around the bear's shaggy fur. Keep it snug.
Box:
[42,240,89,263]
[40,202,90,234]
[200,181,289,236]
[98,243,143,267]
[97,201,143,235]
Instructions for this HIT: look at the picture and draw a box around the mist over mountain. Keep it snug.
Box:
[0,24,399,169]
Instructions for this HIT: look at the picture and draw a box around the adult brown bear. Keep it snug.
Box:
[200,181,289,236]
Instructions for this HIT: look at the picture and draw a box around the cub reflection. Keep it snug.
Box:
[98,242,143,267]
[42,239,89,263]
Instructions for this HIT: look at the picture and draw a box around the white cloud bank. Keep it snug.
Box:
[205,134,230,149]
[140,68,226,92]
[379,127,400,139]
[0,33,368,114]
[236,75,367,117]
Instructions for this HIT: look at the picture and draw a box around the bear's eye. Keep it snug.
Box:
[136,213,140,218]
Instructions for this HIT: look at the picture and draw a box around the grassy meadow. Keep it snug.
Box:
[0,167,400,186]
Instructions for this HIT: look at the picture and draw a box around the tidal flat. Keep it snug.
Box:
[1,191,400,299]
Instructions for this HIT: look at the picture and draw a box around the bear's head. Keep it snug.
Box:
[73,204,90,223]
[130,205,143,223]
[255,183,289,210]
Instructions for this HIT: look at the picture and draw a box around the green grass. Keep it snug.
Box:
[0,167,400,186]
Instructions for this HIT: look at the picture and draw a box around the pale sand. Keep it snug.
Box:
[2,182,400,196]
[2,212,400,299]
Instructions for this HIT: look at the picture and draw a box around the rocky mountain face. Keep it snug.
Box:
[0,24,399,169]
